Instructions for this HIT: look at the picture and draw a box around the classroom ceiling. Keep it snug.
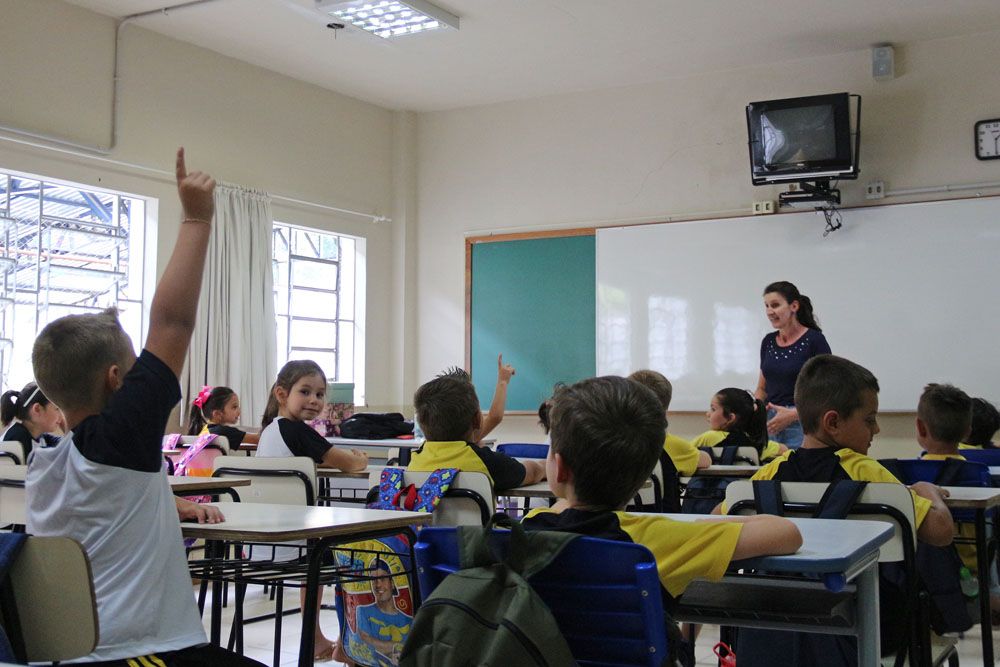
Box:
[65,0,1000,112]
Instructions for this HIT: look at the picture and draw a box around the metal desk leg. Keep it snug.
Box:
[298,543,325,667]
[209,539,224,645]
[977,508,994,667]
[856,559,881,667]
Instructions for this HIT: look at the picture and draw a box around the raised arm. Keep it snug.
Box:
[145,148,216,377]
[478,353,515,441]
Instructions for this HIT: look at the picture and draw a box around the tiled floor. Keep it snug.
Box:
[203,585,995,666]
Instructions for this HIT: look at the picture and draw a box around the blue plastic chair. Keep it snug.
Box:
[414,526,670,667]
[495,443,549,459]
[881,457,991,521]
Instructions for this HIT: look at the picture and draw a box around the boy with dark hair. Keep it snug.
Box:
[963,397,1000,448]
[627,370,710,475]
[523,375,801,602]
[408,375,545,490]
[725,355,954,546]
[26,149,262,667]
[917,383,972,459]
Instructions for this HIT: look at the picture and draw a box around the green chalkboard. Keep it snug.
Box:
[469,233,596,412]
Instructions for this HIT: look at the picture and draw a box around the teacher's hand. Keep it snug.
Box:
[766,403,798,435]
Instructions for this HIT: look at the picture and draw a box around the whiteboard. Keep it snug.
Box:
[596,196,1000,411]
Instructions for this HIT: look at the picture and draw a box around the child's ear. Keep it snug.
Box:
[105,364,125,393]
[915,417,929,439]
[819,409,841,434]
[553,452,573,485]
[274,385,289,405]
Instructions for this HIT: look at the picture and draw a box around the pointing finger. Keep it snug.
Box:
[175,147,187,182]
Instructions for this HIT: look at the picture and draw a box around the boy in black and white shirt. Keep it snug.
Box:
[27,149,262,667]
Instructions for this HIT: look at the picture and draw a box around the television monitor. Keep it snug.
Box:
[746,92,859,185]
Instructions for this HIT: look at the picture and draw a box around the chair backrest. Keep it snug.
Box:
[0,441,23,465]
[0,466,26,527]
[369,469,494,526]
[725,480,916,563]
[880,457,991,488]
[495,443,548,459]
[180,434,230,453]
[4,536,98,662]
[708,445,760,465]
[213,455,316,505]
[955,448,1000,467]
[414,527,668,667]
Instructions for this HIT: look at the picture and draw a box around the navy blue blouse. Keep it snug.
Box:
[760,329,832,406]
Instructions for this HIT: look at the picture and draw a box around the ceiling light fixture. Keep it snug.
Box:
[315,0,459,39]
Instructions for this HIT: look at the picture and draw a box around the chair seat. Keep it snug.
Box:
[676,576,855,628]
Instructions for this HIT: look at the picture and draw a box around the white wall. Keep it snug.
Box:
[0,0,404,409]
[415,31,1000,453]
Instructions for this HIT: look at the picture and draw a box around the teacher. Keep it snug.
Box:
[755,281,831,448]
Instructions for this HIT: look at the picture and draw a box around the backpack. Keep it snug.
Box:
[680,444,746,514]
[399,513,578,667]
[340,413,414,440]
[367,467,460,513]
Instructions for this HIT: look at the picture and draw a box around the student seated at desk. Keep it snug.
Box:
[691,387,787,462]
[917,383,973,463]
[721,355,954,666]
[627,370,710,476]
[408,374,545,490]
[258,360,368,471]
[187,385,259,446]
[960,396,1000,449]
[25,149,258,666]
[0,381,64,462]
[522,376,801,666]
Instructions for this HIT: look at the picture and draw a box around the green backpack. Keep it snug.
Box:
[399,513,578,667]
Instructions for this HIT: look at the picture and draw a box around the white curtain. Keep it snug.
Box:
[181,183,277,429]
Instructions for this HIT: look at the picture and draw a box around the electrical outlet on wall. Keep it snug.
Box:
[752,200,775,215]
[865,180,885,199]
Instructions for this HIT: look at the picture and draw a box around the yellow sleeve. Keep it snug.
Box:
[618,514,742,597]
[664,434,702,476]
[761,441,784,461]
[690,431,726,449]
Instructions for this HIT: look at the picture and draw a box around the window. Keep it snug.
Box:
[0,171,149,388]
[272,223,364,399]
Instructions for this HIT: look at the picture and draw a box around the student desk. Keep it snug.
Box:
[668,515,893,666]
[326,436,423,464]
[166,475,250,501]
[181,503,431,667]
[679,464,759,484]
[943,485,1000,666]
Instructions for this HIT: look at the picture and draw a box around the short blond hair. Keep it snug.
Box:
[32,308,134,411]
[627,370,672,412]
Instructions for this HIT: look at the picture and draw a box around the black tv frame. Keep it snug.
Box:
[746,92,861,186]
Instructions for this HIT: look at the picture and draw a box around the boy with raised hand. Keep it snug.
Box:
[522,377,800,619]
[408,374,545,490]
[27,149,262,666]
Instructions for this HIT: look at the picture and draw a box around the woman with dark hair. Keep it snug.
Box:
[754,281,831,448]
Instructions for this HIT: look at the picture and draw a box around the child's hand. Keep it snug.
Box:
[910,481,949,500]
[175,147,216,222]
[352,448,369,470]
[175,497,225,524]
[497,353,515,384]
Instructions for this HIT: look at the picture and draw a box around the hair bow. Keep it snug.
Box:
[193,385,213,408]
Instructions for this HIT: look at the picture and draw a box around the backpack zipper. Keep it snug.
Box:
[420,598,550,666]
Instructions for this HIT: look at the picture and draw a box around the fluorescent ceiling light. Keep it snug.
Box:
[316,0,459,38]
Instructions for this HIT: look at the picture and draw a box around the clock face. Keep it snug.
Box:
[976,118,1000,160]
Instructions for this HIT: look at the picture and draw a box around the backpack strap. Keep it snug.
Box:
[369,467,405,510]
[933,458,966,487]
[717,445,739,465]
[880,458,904,481]
[459,512,578,579]
[813,480,868,519]
[752,480,784,516]
[173,433,218,476]
[162,433,182,451]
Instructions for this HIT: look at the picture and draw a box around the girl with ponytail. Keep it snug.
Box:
[187,385,259,447]
[1,381,65,462]
[755,281,832,448]
[693,388,788,462]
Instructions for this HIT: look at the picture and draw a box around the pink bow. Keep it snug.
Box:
[193,385,213,408]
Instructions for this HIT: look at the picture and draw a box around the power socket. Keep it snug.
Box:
[865,180,885,200]
[752,200,775,215]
